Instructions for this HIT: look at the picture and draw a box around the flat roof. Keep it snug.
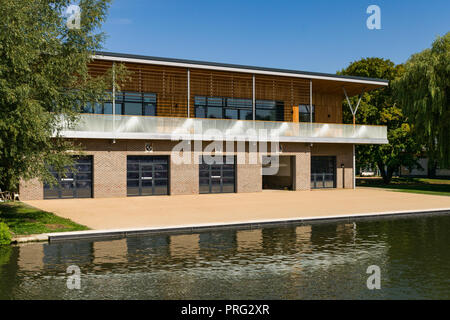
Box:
[93,51,389,87]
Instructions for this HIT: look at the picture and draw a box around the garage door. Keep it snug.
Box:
[127,156,169,196]
[43,156,92,199]
[199,156,235,194]
[311,156,336,189]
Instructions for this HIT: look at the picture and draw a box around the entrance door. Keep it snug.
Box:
[199,156,235,194]
[311,156,336,189]
[43,156,93,199]
[262,156,294,190]
[127,156,169,196]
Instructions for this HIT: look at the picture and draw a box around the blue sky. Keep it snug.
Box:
[100,0,449,73]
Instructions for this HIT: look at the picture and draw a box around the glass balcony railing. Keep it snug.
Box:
[58,114,388,144]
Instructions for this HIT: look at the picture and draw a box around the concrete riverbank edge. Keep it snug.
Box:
[19,207,445,243]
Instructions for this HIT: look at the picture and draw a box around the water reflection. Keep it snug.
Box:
[0,214,449,299]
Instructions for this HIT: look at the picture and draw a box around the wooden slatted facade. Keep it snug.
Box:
[88,59,361,124]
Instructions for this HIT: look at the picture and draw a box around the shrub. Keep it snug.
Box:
[0,246,12,265]
[0,222,12,245]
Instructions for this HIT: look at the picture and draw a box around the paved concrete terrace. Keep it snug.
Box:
[23,189,450,230]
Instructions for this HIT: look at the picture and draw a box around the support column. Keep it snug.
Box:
[252,74,255,120]
[353,144,356,189]
[309,79,313,123]
[112,62,116,138]
[343,87,364,127]
[187,68,190,118]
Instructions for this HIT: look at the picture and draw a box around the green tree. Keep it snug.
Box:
[0,0,114,191]
[338,58,420,184]
[393,33,450,175]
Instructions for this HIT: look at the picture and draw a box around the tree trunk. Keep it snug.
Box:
[377,161,394,184]
[427,159,437,178]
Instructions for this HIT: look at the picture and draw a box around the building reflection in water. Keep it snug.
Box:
[296,225,312,252]
[19,222,361,274]
[336,223,357,242]
[42,241,93,270]
[236,229,262,252]
[18,243,45,272]
[169,234,200,258]
[198,230,237,257]
[126,235,170,264]
[93,239,128,265]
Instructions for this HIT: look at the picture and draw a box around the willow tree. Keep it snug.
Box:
[393,33,450,175]
[0,0,115,191]
[339,58,421,184]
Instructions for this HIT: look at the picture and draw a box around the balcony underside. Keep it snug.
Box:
[58,114,388,145]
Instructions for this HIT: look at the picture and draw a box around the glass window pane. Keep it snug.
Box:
[207,97,224,106]
[195,96,206,105]
[195,106,206,118]
[93,102,102,114]
[144,103,156,116]
[240,110,253,120]
[225,109,238,119]
[143,93,156,103]
[299,104,314,122]
[154,171,167,179]
[115,102,122,115]
[153,164,167,171]
[123,92,142,102]
[124,102,142,115]
[256,109,275,121]
[103,102,113,114]
[227,98,251,108]
[127,172,139,180]
[127,163,139,171]
[207,107,222,119]
[83,102,94,113]
[256,100,276,109]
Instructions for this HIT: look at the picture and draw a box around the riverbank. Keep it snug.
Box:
[357,177,450,196]
[22,188,450,241]
[0,202,89,243]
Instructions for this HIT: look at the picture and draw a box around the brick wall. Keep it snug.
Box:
[19,139,355,200]
[237,152,262,193]
[19,178,43,201]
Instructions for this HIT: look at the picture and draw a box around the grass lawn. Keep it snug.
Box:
[0,201,89,237]
[357,177,450,196]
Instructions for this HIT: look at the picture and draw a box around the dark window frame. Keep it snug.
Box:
[194,96,284,121]
[199,155,236,194]
[81,91,157,116]
[43,156,93,199]
[299,104,315,122]
[311,156,336,189]
[126,155,169,197]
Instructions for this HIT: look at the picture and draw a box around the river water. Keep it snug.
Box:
[0,214,449,299]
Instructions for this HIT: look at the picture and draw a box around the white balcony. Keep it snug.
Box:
[58,114,388,144]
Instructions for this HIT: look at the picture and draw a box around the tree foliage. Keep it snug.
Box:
[392,32,450,169]
[338,58,421,184]
[0,0,114,191]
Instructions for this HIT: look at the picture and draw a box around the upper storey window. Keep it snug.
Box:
[81,91,157,116]
[299,104,315,122]
[194,96,284,121]
[255,100,284,122]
